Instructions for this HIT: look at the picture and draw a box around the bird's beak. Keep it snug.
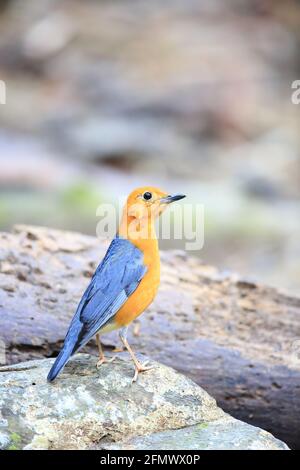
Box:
[160,194,186,204]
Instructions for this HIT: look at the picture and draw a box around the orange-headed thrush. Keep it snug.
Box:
[47,187,186,382]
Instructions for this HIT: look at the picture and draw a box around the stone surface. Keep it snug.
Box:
[0,355,288,450]
[1,225,300,448]
[107,419,289,451]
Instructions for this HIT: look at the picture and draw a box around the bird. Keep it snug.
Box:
[47,187,186,383]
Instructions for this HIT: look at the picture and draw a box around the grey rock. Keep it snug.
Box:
[0,354,289,450]
[107,418,289,451]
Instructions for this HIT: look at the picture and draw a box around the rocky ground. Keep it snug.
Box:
[0,225,299,448]
[0,355,289,450]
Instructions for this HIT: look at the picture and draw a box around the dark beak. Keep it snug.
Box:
[160,194,186,204]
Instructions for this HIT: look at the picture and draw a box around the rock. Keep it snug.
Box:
[0,355,288,450]
[1,225,300,448]
[108,419,289,451]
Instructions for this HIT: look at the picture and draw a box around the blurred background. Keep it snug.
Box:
[0,0,299,294]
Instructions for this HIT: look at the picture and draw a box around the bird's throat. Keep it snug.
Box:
[118,214,159,255]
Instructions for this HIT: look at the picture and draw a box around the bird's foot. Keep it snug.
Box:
[132,361,154,383]
[96,356,116,369]
[112,346,124,353]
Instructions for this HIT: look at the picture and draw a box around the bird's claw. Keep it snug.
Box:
[96,356,116,369]
[132,361,154,383]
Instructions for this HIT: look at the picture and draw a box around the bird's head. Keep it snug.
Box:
[119,187,186,243]
[125,187,186,220]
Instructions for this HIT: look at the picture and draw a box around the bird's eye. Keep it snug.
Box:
[143,192,152,201]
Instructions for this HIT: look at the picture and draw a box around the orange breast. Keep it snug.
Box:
[114,255,160,327]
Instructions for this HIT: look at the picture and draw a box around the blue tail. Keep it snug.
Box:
[47,346,72,382]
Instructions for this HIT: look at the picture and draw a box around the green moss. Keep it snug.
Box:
[197,422,209,429]
[8,432,22,450]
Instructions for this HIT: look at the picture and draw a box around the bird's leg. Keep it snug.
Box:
[96,333,115,369]
[119,327,154,382]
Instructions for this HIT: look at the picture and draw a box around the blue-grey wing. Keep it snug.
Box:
[64,237,147,354]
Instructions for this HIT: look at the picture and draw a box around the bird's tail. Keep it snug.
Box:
[47,345,73,382]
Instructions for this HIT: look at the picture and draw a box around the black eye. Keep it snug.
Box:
[143,192,152,201]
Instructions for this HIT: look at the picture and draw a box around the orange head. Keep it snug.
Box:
[119,187,186,245]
